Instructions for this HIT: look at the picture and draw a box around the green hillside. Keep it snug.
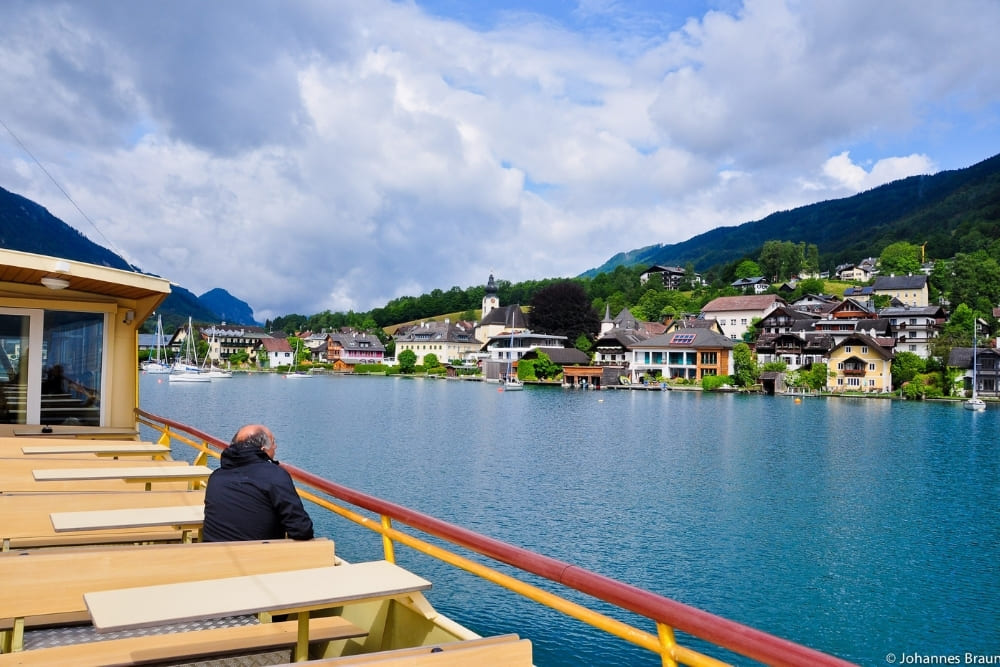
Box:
[584,152,1000,276]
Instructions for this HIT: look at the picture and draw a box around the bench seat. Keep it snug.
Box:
[0,538,337,651]
[0,615,366,666]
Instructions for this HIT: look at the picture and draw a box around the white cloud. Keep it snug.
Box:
[0,0,997,321]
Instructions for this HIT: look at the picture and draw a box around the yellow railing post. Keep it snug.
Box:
[193,440,209,467]
[380,514,396,563]
[156,428,171,446]
[657,622,680,667]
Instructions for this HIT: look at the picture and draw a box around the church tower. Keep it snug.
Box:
[482,273,499,320]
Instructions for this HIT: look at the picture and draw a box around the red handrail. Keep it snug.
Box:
[138,409,856,667]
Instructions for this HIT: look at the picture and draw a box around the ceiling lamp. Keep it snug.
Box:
[41,276,70,290]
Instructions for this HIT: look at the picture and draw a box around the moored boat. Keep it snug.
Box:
[0,248,855,667]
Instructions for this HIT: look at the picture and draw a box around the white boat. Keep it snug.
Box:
[142,314,171,374]
[964,323,986,411]
[170,317,210,383]
[203,328,233,378]
[501,314,522,391]
[286,338,312,378]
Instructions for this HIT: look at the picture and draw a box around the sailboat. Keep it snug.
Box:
[502,314,523,391]
[202,328,233,378]
[286,339,312,379]
[169,317,210,383]
[142,314,171,374]
[964,322,986,411]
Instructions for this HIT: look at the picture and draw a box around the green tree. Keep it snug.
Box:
[891,351,925,389]
[423,353,440,369]
[529,281,600,343]
[574,333,593,355]
[732,343,758,387]
[879,242,922,276]
[734,259,762,279]
[804,363,829,391]
[398,349,417,374]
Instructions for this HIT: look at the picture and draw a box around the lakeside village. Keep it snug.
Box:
[144,266,1000,402]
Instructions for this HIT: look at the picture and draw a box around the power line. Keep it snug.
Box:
[0,118,139,271]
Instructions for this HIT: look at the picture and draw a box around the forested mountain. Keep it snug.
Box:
[0,185,255,329]
[584,152,1000,277]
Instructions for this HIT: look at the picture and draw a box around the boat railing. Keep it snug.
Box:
[137,408,855,667]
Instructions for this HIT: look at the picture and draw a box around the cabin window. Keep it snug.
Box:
[0,309,105,426]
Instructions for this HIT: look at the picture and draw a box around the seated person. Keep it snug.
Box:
[202,424,314,542]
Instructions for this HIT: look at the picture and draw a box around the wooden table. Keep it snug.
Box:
[20,443,171,459]
[33,465,212,490]
[0,490,205,550]
[51,504,205,542]
[12,427,139,439]
[85,560,432,662]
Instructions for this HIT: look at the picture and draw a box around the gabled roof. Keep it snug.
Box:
[396,320,479,344]
[260,338,292,353]
[635,328,736,350]
[830,333,894,359]
[878,305,946,318]
[873,275,927,290]
[759,305,819,324]
[701,294,783,313]
[479,305,528,328]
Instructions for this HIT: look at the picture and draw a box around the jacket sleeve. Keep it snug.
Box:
[270,468,315,540]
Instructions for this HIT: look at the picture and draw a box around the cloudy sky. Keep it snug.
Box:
[1,0,998,321]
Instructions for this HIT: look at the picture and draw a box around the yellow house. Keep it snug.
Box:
[826,333,894,393]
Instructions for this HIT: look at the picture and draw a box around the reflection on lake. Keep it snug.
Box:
[140,373,1000,666]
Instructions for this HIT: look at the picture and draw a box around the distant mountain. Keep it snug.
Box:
[199,288,259,326]
[583,152,1000,277]
[0,186,134,270]
[0,185,258,330]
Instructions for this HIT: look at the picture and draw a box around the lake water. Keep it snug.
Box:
[138,373,1000,666]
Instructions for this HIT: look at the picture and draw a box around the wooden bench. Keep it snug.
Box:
[84,561,432,662]
[10,427,138,439]
[18,443,171,459]
[290,634,533,666]
[0,538,338,653]
[0,616,366,666]
[0,490,205,550]
[0,458,193,493]
[51,504,203,534]
[32,464,212,491]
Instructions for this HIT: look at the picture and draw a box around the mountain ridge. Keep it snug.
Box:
[582,152,1000,276]
[0,185,259,330]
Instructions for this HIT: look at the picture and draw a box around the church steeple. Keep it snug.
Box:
[482,273,499,320]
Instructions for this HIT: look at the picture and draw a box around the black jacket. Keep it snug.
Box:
[202,446,314,542]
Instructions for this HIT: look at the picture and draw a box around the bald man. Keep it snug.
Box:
[202,424,314,542]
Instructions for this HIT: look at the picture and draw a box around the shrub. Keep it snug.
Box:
[702,375,734,391]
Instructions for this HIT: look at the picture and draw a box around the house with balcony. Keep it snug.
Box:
[730,276,771,294]
[481,329,569,381]
[826,333,894,393]
[879,305,945,358]
[789,293,840,315]
[754,332,834,370]
[755,305,819,337]
[700,294,785,341]
[628,329,735,382]
[639,265,699,289]
[305,330,388,369]
[593,307,666,366]
[949,346,1000,398]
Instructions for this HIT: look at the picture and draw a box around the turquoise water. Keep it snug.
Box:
[139,374,1000,666]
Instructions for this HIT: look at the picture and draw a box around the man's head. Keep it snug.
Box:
[230,424,277,459]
